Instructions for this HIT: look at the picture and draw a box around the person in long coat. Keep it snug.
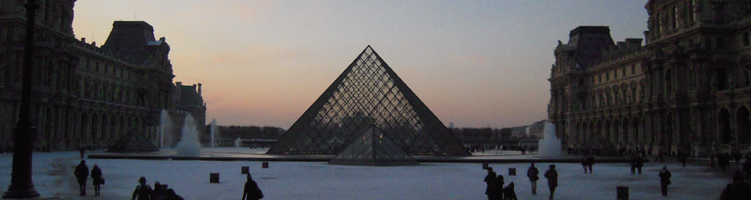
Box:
[91,164,103,196]
[484,167,497,200]
[527,162,539,195]
[74,160,89,196]
[544,164,558,200]
[586,155,595,173]
[242,174,263,200]
[659,166,671,197]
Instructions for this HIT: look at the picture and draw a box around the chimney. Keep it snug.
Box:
[198,83,202,96]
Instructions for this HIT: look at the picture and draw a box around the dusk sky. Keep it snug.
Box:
[71,0,650,129]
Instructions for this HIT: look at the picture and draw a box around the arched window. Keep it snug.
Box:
[673,6,679,29]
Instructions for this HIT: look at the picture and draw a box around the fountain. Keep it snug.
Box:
[210,119,218,148]
[159,109,173,149]
[175,114,201,156]
[538,121,562,157]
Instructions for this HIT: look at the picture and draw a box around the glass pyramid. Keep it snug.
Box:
[329,126,419,166]
[266,46,470,156]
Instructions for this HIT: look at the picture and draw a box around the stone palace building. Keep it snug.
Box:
[0,0,205,151]
[549,0,751,156]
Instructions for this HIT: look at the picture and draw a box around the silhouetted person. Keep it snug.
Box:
[152,182,166,200]
[659,166,671,197]
[635,154,644,174]
[91,164,103,196]
[720,170,751,200]
[732,149,741,164]
[242,174,263,200]
[74,160,89,196]
[527,162,539,195]
[484,167,497,200]
[544,164,558,200]
[80,146,86,159]
[493,175,505,200]
[586,154,595,173]
[503,182,518,200]
[581,155,589,173]
[132,177,152,200]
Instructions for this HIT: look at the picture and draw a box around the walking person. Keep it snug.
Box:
[720,170,751,200]
[544,164,558,200]
[581,155,588,174]
[635,154,644,174]
[527,162,539,195]
[74,160,89,196]
[91,164,103,196]
[242,174,263,200]
[586,154,595,174]
[132,177,152,200]
[659,166,671,197]
[503,182,518,200]
[493,175,505,200]
[484,167,497,200]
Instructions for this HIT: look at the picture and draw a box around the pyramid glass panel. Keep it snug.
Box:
[267,46,470,156]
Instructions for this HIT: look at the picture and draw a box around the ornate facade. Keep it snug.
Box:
[0,0,204,151]
[549,0,751,156]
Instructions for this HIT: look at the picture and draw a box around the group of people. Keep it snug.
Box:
[131,177,184,200]
[483,167,517,200]
[74,160,104,196]
[485,163,558,200]
[629,153,645,174]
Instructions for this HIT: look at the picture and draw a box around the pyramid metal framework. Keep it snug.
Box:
[329,126,418,166]
[267,46,470,156]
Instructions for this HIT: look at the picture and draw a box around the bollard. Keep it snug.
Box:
[242,166,249,174]
[509,168,516,176]
[262,161,269,168]
[482,162,489,170]
[210,173,220,183]
[617,186,628,200]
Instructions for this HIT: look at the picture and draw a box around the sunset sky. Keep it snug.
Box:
[71,0,650,129]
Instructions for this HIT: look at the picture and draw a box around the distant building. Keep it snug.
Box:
[509,126,529,139]
[0,1,204,151]
[528,119,546,139]
[549,1,751,156]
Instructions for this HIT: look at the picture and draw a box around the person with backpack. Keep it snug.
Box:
[720,170,751,200]
[91,164,103,196]
[527,162,539,195]
[242,174,263,200]
[132,177,152,200]
[544,164,558,200]
[659,166,671,197]
[74,160,89,196]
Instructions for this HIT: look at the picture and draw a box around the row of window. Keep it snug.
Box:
[585,65,639,86]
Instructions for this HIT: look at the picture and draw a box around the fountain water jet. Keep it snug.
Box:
[538,121,562,157]
[175,114,201,156]
[159,110,173,149]
[210,119,217,148]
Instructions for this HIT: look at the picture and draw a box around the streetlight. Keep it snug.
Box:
[3,0,40,198]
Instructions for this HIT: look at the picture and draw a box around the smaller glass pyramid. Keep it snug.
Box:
[329,126,419,166]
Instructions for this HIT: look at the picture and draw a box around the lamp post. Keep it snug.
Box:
[3,0,40,198]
